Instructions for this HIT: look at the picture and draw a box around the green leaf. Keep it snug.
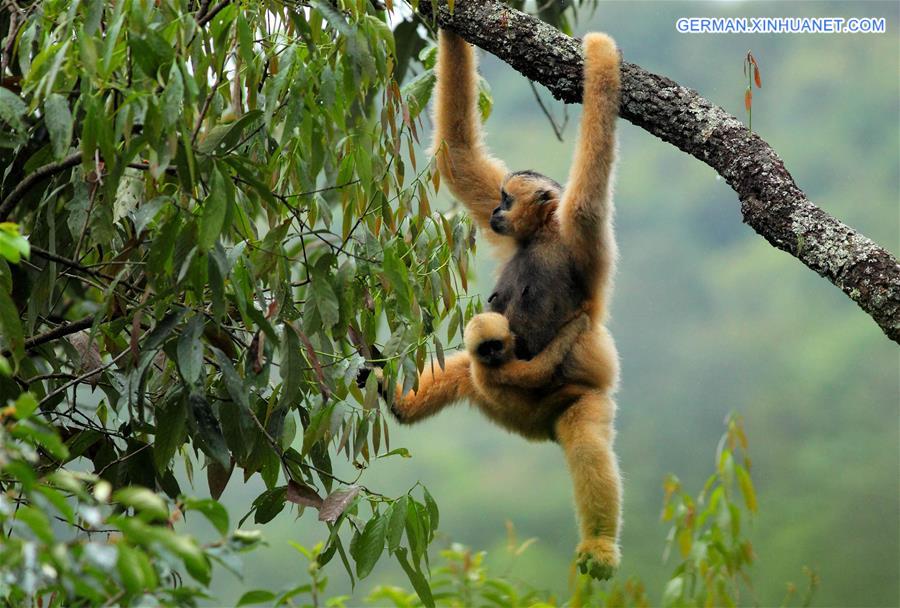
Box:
[183,497,229,536]
[198,110,264,155]
[352,512,388,578]
[167,531,211,584]
[199,168,229,251]
[394,547,434,608]
[16,506,54,543]
[12,392,39,420]
[387,495,407,553]
[280,323,303,408]
[44,93,74,159]
[187,392,231,468]
[477,76,494,122]
[161,63,184,130]
[114,487,169,522]
[253,487,287,524]
[210,346,254,461]
[129,31,174,78]
[154,394,187,472]
[423,488,439,534]
[311,274,340,330]
[176,315,205,386]
[0,276,24,362]
[0,87,27,132]
[401,69,436,120]
[131,196,168,235]
[237,590,277,606]
[736,466,758,513]
[35,485,75,524]
[116,544,145,594]
[10,422,69,461]
[662,575,684,607]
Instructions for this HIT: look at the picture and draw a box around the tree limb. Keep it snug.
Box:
[24,316,94,352]
[0,152,82,221]
[420,0,900,344]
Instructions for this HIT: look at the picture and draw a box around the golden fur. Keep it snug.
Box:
[389,30,623,578]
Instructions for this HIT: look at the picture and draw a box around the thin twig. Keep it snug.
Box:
[23,316,94,352]
[197,0,230,27]
[528,80,567,142]
[97,443,152,476]
[39,349,129,406]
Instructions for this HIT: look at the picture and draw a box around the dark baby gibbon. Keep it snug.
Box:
[387,30,623,579]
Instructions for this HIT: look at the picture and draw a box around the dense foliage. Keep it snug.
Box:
[0,0,605,604]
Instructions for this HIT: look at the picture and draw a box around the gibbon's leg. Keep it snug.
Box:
[554,390,622,580]
[391,352,476,424]
[557,33,621,296]
[489,314,591,388]
[433,30,513,255]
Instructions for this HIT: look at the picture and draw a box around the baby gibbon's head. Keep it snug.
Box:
[464,313,514,367]
[490,170,562,241]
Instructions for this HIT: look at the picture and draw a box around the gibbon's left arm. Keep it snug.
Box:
[558,34,621,283]
[390,352,476,424]
[490,313,590,388]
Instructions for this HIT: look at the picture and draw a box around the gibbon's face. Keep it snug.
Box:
[491,171,561,240]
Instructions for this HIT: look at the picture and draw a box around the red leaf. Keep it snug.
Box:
[287,480,324,509]
[754,65,762,88]
[207,458,234,501]
[744,88,752,111]
[318,486,361,523]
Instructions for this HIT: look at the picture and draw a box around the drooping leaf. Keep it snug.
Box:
[318,486,361,523]
[198,168,229,251]
[394,547,434,608]
[44,93,73,159]
[287,480,324,509]
[176,315,205,387]
[183,497,229,535]
[351,512,388,578]
[187,392,230,469]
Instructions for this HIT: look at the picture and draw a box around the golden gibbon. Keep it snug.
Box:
[386,30,623,579]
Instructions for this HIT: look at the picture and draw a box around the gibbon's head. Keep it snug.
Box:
[464,313,514,367]
[490,170,562,241]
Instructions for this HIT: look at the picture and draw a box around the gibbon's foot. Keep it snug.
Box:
[355,365,390,402]
[389,400,409,424]
[576,537,620,581]
[464,313,514,366]
[476,339,506,365]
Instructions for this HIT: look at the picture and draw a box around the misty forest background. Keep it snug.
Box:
[191,2,898,606]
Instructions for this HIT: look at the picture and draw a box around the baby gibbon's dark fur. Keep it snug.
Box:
[387,30,623,579]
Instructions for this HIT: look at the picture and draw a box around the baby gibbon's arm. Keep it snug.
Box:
[433,30,511,252]
[491,314,590,388]
[558,34,621,277]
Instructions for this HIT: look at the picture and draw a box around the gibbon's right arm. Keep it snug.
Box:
[433,30,512,254]
[490,313,591,388]
[557,33,621,286]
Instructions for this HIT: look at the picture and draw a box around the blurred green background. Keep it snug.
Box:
[197,2,899,605]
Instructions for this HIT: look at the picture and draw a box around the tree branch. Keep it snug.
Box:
[420,0,900,344]
[0,152,82,221]
[24,316,94,352]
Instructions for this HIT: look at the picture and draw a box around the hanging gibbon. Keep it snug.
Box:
[383,30,623,579]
